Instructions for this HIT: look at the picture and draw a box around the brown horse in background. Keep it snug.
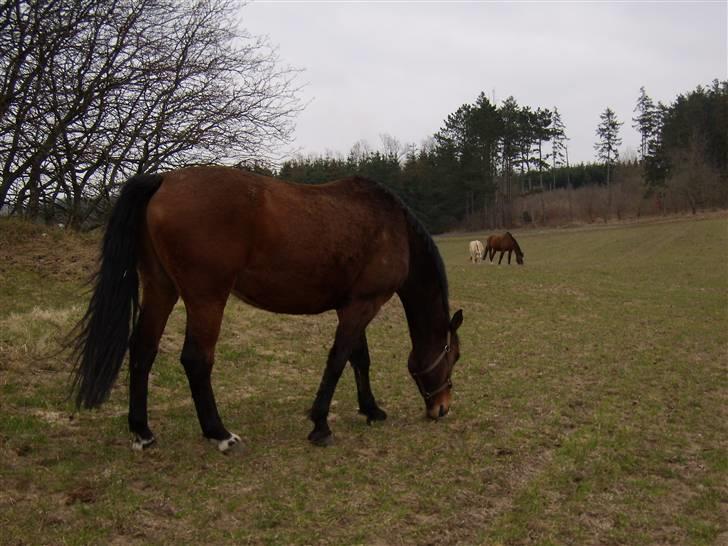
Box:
[485,232,524,265]
[70,166,462,451]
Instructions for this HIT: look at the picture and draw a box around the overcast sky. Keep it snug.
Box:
[243,1,727,164]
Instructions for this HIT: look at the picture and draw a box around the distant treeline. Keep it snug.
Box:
[271,80,727,233]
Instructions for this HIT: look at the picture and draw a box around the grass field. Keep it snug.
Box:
[0,214,726,545]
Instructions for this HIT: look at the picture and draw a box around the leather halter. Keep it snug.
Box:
[410,330,453,401]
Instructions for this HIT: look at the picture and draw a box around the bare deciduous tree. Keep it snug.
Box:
[379,133,405,163]
[667,130,724,214]
[0,0,303,226]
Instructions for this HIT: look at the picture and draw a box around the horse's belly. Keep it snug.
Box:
[231,269,347,315]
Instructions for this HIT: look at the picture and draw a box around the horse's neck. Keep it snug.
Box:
[398,258,449,359]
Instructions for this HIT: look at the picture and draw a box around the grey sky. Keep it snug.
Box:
[243,1,727,164]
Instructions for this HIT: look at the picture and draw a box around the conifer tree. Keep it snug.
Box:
[643,101,669,190]
[534,107,553,190]
[632,86,658,160]
[595,107,623,186]
[550,107,569,189]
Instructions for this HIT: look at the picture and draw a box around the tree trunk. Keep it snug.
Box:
[538,140,544,190]
[606,158,612,222]
[27,159,43,219]
[568,182,574,223]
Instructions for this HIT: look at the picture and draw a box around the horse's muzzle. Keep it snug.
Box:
[426,391,451,419]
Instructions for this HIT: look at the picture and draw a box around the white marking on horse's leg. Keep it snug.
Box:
[211,433,241,453]
[131,435,156,451]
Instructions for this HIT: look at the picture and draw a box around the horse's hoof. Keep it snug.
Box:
[360,407,387,424]
[214,433,242,454]
[308,429,333,447]
[131,435,156,451]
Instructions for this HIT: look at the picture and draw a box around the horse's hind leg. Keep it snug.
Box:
[309,299,383,445]
[350,333,387,423]
[128,278,178,450]
[181,300,240,452]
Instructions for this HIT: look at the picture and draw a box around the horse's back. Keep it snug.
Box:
[486,233,512,250]
[144,166,410,313]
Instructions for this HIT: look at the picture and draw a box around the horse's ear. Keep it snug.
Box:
[450,309,463,332]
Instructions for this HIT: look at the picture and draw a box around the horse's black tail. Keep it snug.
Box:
[69,173,163,409]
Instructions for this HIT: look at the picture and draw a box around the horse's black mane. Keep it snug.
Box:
[352,176,450,315]
[508,232,523,255]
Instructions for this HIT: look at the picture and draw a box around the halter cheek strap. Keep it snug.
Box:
[410,330,452,401]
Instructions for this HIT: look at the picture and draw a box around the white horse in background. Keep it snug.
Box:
[469,240,484,263]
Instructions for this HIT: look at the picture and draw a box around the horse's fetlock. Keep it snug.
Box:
[131,434,156,451]
[362,405,387,423]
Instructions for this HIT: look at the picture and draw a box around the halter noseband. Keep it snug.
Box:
[410,330,453,401]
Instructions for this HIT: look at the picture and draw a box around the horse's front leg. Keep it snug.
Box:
[498,251,505,264]
[508,250,512,264]
[309,300,382,445]
[350,332,387,424]
[308,336,352,445]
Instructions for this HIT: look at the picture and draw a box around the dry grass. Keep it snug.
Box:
[0,215,726,545]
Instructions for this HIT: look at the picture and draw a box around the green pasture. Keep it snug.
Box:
[0,215,726,545]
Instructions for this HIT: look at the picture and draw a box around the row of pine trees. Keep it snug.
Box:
[272,80,727,233]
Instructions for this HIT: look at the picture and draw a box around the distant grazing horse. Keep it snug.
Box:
[469,240,484,263]
[485,232,524,265]
[70,166,463,452]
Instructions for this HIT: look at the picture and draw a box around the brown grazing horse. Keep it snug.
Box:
[70,166,463,452]
[485,232,524,265]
